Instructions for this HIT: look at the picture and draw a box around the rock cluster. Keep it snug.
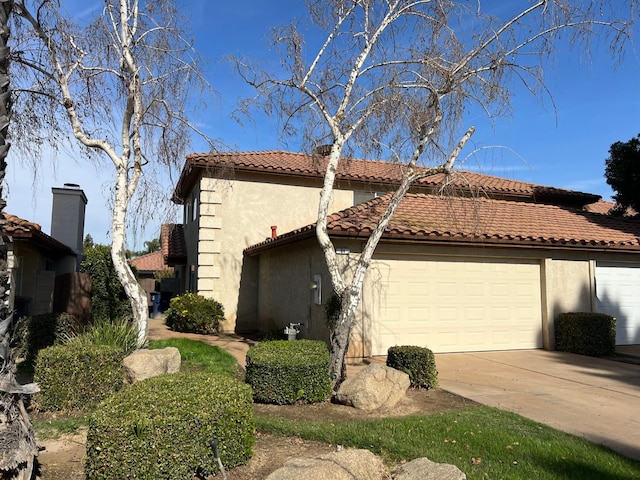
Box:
[265,448,467,480]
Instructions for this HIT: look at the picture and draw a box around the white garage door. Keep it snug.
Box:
[596,263,640,345]
[371,256,543,355]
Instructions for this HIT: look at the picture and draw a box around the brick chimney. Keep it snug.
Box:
[51,183,88,259]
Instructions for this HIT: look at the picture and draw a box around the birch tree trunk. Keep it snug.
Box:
[10,0,215,348]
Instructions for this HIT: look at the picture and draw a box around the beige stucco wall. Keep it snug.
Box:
[12,241,74,317]
[195,174,355,332]
[255,238,332,342]
[540,258,593,349]
[251,237,640,358]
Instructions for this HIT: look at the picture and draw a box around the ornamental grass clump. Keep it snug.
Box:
[165,292,224,334]
[85,372,254,480]
[246,340,331,405]
[64,316,139,356]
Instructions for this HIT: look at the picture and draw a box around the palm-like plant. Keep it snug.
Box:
[0,1,39,478]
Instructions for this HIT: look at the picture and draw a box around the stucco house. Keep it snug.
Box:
[171,150,640,357]
[5,184,90,321]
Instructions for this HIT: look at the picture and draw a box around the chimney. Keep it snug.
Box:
[51,183,88,258]
[313,144,332,156]
[271,226,277,238]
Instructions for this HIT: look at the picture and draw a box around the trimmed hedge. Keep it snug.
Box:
[246,340,331,405]
[85,372,254,480]
[387,345,438,389]
[165,292,224,334]
[17,312,77,366]
[34,343,125,411]
[555,312,616,356]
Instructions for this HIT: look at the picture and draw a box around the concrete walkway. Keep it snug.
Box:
[436,350,640,461]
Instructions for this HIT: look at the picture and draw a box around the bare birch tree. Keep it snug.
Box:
[10,0,214,347]
[239,0,631,385]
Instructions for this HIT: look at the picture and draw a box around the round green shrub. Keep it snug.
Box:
[387,345,438,389]
[34,343,125,411]
[246,340,331,405]
[17,312,78,366]
[165,292,224,334]
[555,312,616,356]
[85,372,254,480]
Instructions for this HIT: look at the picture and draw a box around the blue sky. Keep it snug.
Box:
[5,0,640,248]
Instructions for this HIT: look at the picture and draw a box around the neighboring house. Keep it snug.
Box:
[4,184,90,321]
[129,247,182,313]
[129,250,165,304]
[172,150,640,357]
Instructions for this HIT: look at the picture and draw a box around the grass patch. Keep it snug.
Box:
[255,406,640,480]
[33,413,90,440]
[149,338,238,377]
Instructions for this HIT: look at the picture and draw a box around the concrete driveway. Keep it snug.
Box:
[436,350,640,461]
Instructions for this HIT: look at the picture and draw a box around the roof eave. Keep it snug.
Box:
[245,228,640,255]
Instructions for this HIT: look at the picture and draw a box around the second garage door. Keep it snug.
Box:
[596,263,640,345]
[370,256,543,355]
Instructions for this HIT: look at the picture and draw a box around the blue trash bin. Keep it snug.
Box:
[150,292,161,318]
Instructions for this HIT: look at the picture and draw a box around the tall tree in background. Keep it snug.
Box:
[605,133,640,215]
[241,0,631,385]
[0,1,39,478]
[10,0,214,347]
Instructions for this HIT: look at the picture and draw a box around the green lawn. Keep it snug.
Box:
[148,338,239,377]
[256,408,640,479]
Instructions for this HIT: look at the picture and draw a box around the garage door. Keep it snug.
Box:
[371,256,543,355]
[596,263,640,345]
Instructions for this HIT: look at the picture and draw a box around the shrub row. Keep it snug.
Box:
[246,340,331,405]
[85,372,254,480]
[17,312,77,366]
[387,345,438,389]
[34,343,125,411]
[555,312,616,356]
[165,292,225,334]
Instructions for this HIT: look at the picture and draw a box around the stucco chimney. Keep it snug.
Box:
[51,183,88,258]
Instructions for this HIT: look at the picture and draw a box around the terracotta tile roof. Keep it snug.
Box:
[2,212,42,235]
[161,224,187,265]
[129,251,165,272]
[584,200,615,215]
[584,200,637,217]
[246,194,640,254]
[1,212,74,254]
[174,150,599,207]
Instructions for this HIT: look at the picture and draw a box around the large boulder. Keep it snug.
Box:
[392,457,467,480]
[334,364,409,411]
[265,449,389,480]
[123,347,181,384]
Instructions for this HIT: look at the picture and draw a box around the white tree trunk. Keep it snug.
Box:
[111,165,148,348]
[328,288,361,386]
